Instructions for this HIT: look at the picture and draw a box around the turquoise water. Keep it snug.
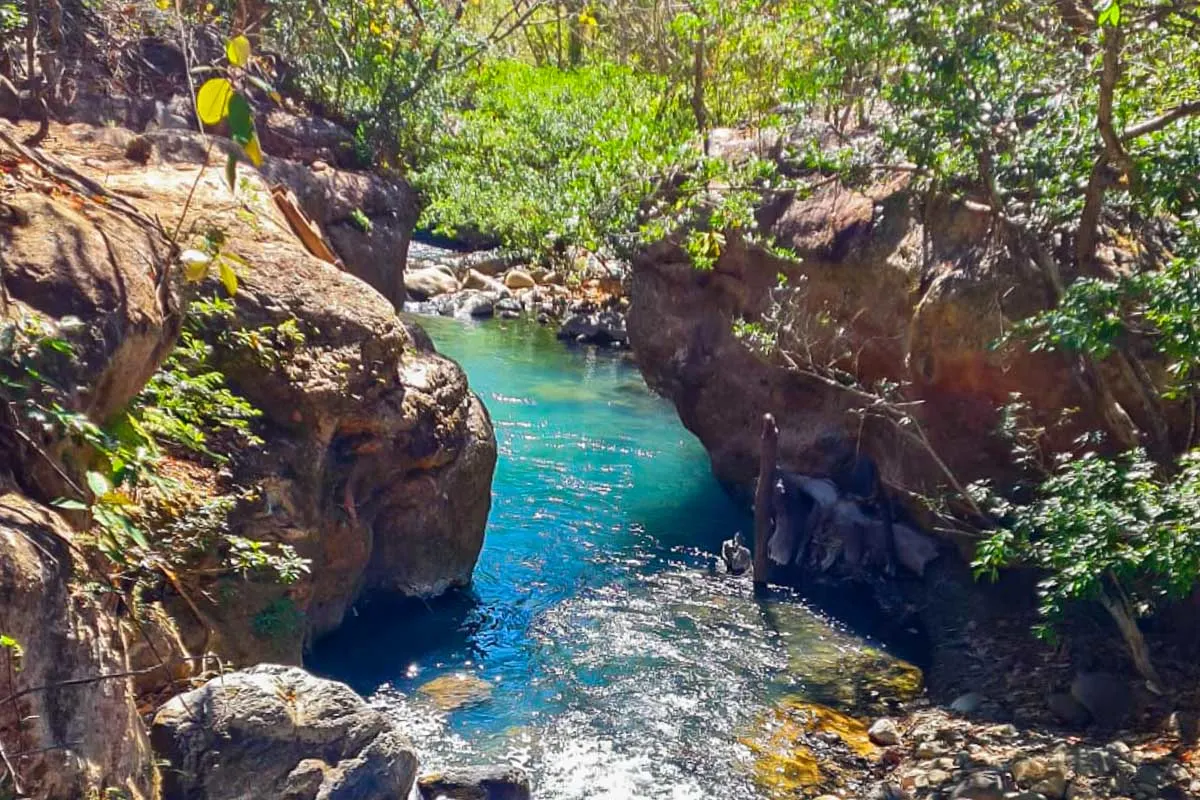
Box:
[310,316,916,799]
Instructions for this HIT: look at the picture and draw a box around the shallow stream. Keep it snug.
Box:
[310,316,920,799]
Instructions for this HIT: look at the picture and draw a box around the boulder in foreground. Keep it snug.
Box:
[152,665,417,800]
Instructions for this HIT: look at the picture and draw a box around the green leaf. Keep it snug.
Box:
[126,524,150,550]
[246,75,282,104]
[1098,1,1120,27]
[51,498,89,511]
[196,78,234,126]
[85,470,112,499]
[242,132,263,167]
[228,93,254,145]
[226,34,252,68]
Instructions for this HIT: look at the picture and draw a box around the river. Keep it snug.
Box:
[310,315,920,799]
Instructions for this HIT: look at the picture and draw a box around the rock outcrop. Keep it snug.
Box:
[2,118,495,696]
[30,123,498,665]
[0,491,155,800]
[152,664,418,800]
[629,177,1179,546]
[0,168,179,502]
[627,165,1191,696]
[48,91,418,312]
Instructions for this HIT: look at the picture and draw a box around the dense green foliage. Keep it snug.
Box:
[415,60,693,255]
[136,326,264,462]
[975,447,1200,640]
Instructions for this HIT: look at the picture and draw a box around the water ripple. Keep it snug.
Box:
[311,317,918,799]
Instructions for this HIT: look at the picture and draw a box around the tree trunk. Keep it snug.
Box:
[753,414,778,590]
[1099,587,1166,694]
[25,0,39,87]
[691,29,708,146]
[566,1,584,66]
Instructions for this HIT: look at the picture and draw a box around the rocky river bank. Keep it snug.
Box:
[0,116,497,798]
[403,241,631,348]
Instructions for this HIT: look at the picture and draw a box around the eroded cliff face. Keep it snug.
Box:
[630,178,1176,542]
[0,119,496,796]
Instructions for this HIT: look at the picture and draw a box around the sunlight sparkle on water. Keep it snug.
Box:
[311,316,919,800]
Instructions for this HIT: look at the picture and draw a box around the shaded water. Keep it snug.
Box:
[310,316,919,799]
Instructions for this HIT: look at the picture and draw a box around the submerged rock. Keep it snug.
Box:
[417,766,532,800]
[151,664,418,800]
[418,673,495,711]
[741,698,876,798]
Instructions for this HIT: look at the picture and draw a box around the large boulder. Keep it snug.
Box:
[257,108,359,168]
[35,123,497,666]
[407,266,461,299]
[260,157,419,310]
[151,664,418,800]
[0,491,155,800]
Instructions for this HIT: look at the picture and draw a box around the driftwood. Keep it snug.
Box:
[270,185,341,266]
[752,413,778,589]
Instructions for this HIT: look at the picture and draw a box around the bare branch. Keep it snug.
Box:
[1121,99,1200,141]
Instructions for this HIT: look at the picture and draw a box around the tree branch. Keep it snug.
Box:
[1121,99,1200,141]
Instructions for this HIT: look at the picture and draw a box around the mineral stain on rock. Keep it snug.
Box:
[740,698,877,798]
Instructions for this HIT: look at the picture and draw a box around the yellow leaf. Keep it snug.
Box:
[218,258,239,296]
[226,35,251,68]
[242,133,263,167]
[179,249,212,282]
[196,78,233,126]
[155,0,171,9]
